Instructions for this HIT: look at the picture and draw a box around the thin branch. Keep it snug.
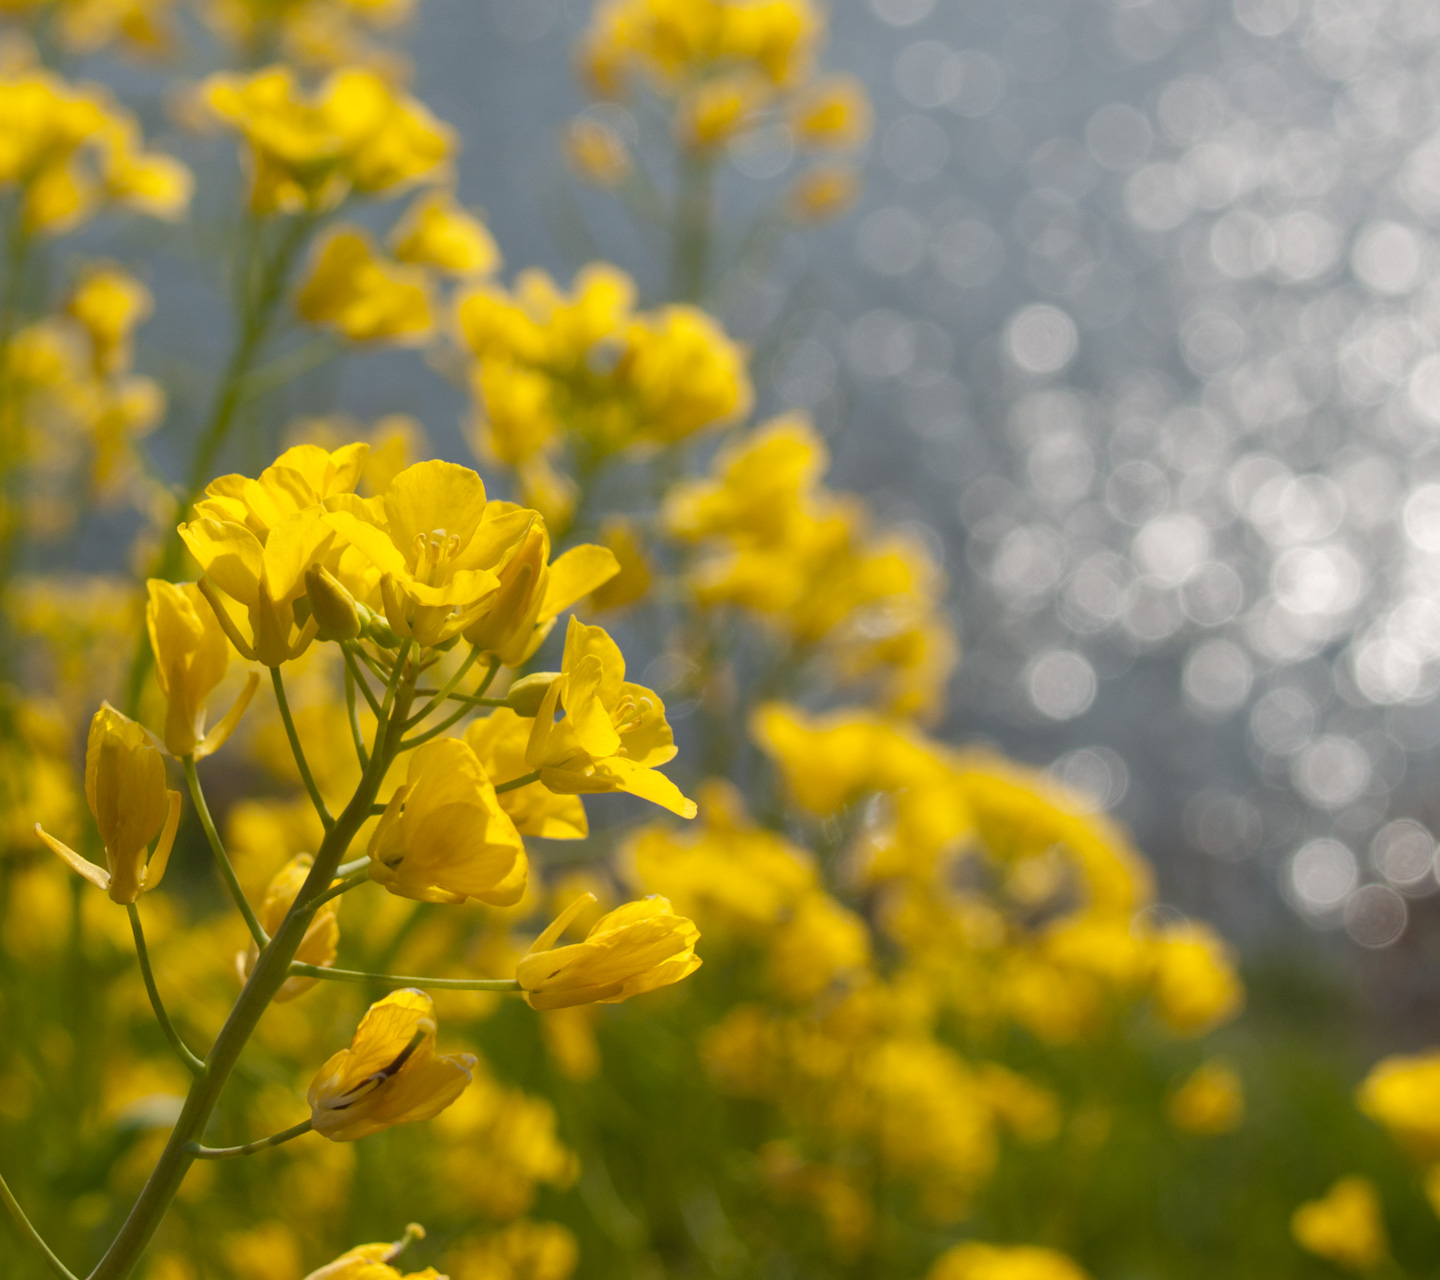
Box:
[184,756,268,949]
[127,904,205,1076]
[187,1119,313,1160]
[0,1169,78,1280]
[304,865,370,912]
[398,702,472,752]
[495,770,542,794]
[290,963,522,992]
[405,647,485,729]
[342,642,383,717]
[271,667,334,829]
[335,855,370,878]
[343,661,371,770]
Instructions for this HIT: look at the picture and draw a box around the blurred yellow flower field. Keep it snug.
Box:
[2,1,1440,1279]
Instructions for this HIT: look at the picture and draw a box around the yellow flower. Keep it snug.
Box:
[297,228,435,344]
[179,506,336,666]
[676,74,767,150]
[390,189,500,276]
[588,518,652,612]
[1168,1060,1244,1136]
[309,988,475,1141]
[146,579,260,760]
[325,459,531,646]
[304,1226,439,1280]
[525,616,696,817]
[926,1243,1090,1280]
[462,519,619,667]
[67,266,151,376]
[767,892,870,1002]
[465,711,587,840]
[1357,1051,1440,1160]
[562,117,632,187]
[202,66,451,214]
[793,74,871,149]
[368,737,527,905]
[238,854,340,1001]
[786,165,859,224]
[1292,1177,1388,1271]
[195,441,370,537]
[99,120,193,221]
[35,703,181,904]
[1148,921,1243,1036]
[516,892,701,1010]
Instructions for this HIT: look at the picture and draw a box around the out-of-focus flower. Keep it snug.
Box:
[767,892,870,1002]
[325,459,531,647]
[0,70,191,233]
[676,74,765,150]
[525,616,696,817]
[1357,1051,1440,1160]
[202,66,451,214]
[298,228,435,344]
[1291,1176,1388,1271]
[147,579,259,759]
[786,165,859,223]
[390,189,500,277]
[926,1243,1091,1280]
[587,519,651,612]
[368,737,527,905]
[792,74,870,149]
[67,266,150,376]
[35,703,180,904]
[562,117,632,186]
[1148,921,1243,1036]
[237,855,340,1001]
[462,520,618,667]
[1168,1060,1244,1135]
[517,892,701,1010]
[310,988,475,1141]
[446,1220,578,1280]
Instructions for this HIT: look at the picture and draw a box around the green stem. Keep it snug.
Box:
[121,211,317,719]
[126,905,205,1077]
[447,693,510,708]
[187,1119,312,1160]
[344,659,370,770]
[88,650,417,1280]
[271,666,334,829]
[290,963,521,993]
[305,865,370,911]
[0,1167,77,1280]
[398,703,471,752]
[494,770,541,794]
[182,756,268,949]
[405,646,484,729]
[343,643,383,717]
[670,149,715,304]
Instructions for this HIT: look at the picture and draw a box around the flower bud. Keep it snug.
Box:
[505,672,559,717]
[305,563,361,641]
[358,602,400,648]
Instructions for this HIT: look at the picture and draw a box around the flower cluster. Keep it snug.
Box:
[457,263,751,523]
[666,415,957,719]
[572,0,868,223]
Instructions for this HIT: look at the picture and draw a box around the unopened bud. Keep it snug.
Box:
[305,564,360,641]
[505,672,559,717]
[357,602,399,648]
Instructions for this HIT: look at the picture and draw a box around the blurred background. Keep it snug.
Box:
[18,0,1440,1276]
[111,0,1440,1022]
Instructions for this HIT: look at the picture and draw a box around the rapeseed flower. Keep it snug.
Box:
[1292,1176,1388,1271]
[391,189,500,276]
[368,737,527,905]
[927,1244,1090,1280]
[465,712,587,839]
[147,579,260,759]
[517,892,701,1010]
[325,459,530,646]
[297,228,435,344]
[310,988,475,1140]
[525,616,696,817]
[304,1225,439,1280]
[1357,1050,1440,1159]
[1168,1060,1244,1135]
[36,703,181,904]
[195,442,370,537]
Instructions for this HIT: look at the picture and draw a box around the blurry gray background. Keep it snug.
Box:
[92,0,1440,1029]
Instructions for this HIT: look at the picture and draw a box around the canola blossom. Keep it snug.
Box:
[0,1,1422,1278]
